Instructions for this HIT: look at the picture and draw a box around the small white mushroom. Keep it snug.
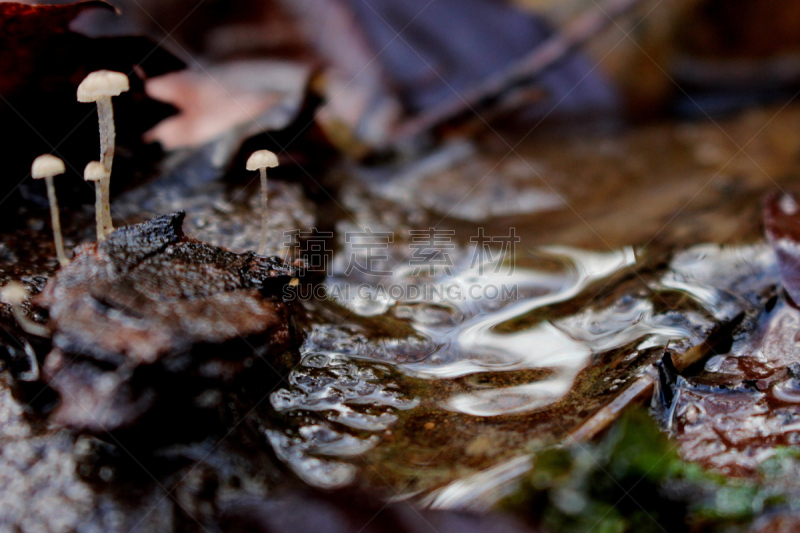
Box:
[77,70,129,236]
[0,282,49,337]
[84,161,109,241]
[31,154,68,267]
[246,150,279,255]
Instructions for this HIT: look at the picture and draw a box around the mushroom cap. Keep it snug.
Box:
[77,70,130,102]
[32,154,65,179]
[1,282,28,306]
[246,150,279,171]
[84,161,109,182]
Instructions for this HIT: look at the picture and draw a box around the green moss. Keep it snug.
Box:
[505,408,791,532]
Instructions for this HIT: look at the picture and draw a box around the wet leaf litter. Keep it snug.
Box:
[6,1,800,532]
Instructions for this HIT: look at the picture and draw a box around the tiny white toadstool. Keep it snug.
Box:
[84,161,109,241]
[31,154,68,267]
[77,70,129,236]
[0,282,49,337]
[246,150,279,255]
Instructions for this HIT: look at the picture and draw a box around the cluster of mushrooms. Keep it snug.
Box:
[31,69,281,266]
[0,71,294,429]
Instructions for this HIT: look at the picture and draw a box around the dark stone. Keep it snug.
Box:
[220,489,535,533]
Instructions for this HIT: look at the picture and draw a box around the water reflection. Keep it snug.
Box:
[268,352,418,487]
[268,242,775,494]
[408,247,637,378]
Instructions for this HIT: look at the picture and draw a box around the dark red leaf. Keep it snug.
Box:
[0,1,184,210]
[764,191,800,304]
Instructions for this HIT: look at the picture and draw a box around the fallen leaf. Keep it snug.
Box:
[144,60,310,150]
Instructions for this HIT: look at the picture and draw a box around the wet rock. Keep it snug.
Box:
[34,212,303,432]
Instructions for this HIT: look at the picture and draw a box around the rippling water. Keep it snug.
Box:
[266,237,777,499]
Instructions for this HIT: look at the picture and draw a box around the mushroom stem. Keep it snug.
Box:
[1,283,49,338]
[94,179,104,241]
[44,176,68,266]
[32,154,68,267]
[84,162,108,242]
[79,71,128,238]
[96,96,114,236]
[246,149,278,256]
[258,167,268,256]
